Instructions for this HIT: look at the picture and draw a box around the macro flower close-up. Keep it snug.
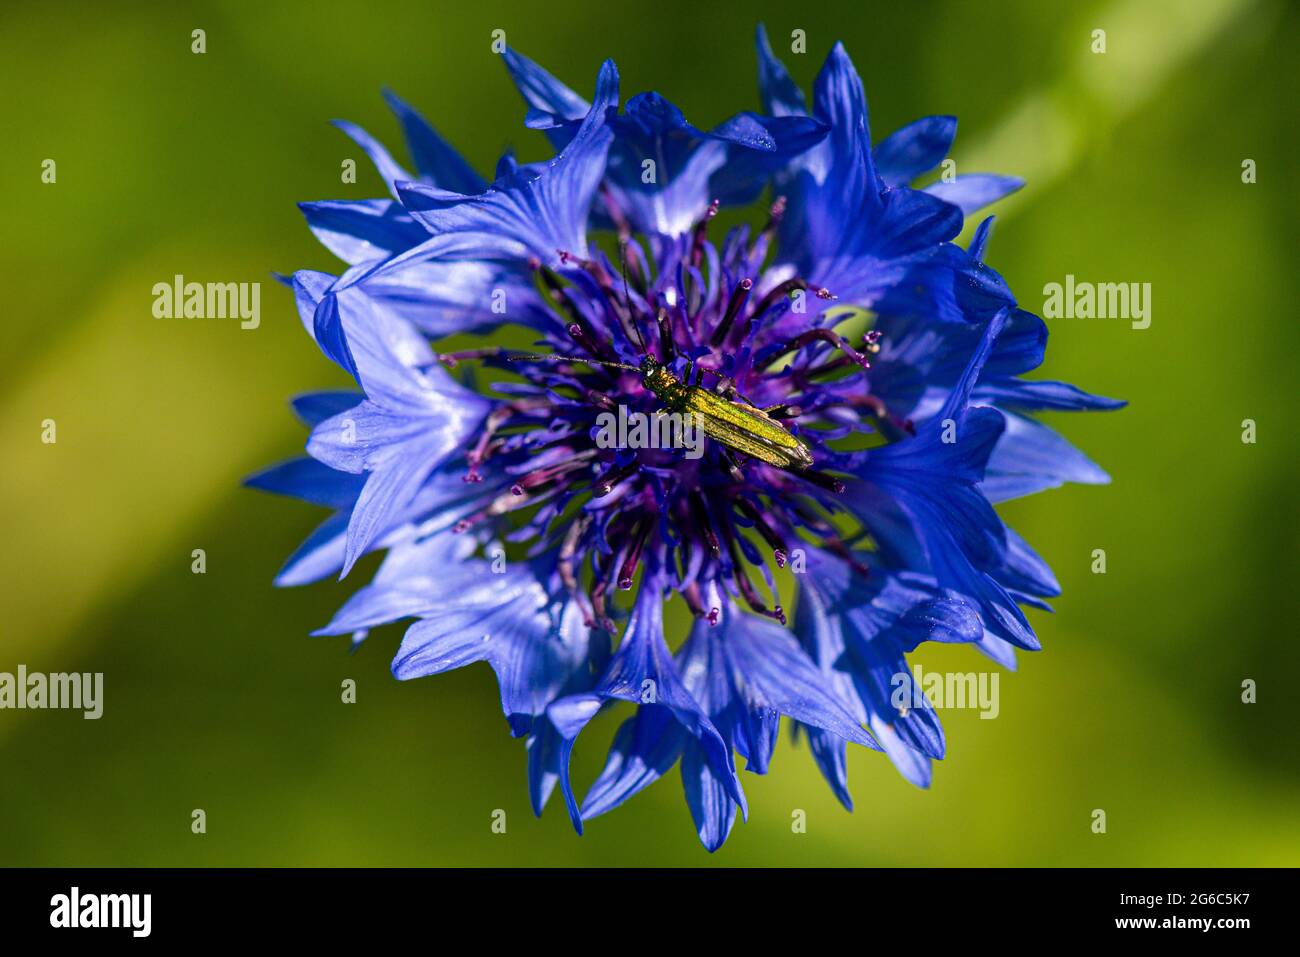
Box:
[4,0,1297,930]
[249,26,1122,851]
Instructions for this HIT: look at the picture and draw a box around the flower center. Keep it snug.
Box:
[440,197,895,630]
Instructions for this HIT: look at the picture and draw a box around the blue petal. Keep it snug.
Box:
[968,215,996,262]
[243,457,364,510]
[355,260,552,336]
[275,512,352,587]
[303,291,489,574]
[580,707,688,820]
[312,531,478,635]
[548,573,744,834]
[847,643,946,762]
[680,606,876,775]
[996,527,1061,598]
[925,173,1024,215]
[974,377,1127,412]
[298,199,428,265]
[392,558,591,737]
[681,740,739,851]
[848,312,1041,650]
[330,119,411,199]
[804,728,854,810]
[501,46,591,132]
[381,88,486,195]
[869,716,933,788]
[272,465,497,587]
[981,411,1113,503]
[375,60,617,271]
[290,390,364,427]
[874,115,957,187]
[526,720,565,816]
[755,24,808,117]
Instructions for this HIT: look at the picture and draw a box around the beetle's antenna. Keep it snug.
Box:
[619,239,649,357]
[508,353,640,373]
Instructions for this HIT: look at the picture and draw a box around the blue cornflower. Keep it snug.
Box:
[249,27,1122,850]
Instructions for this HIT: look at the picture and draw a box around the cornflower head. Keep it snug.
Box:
[250,27,1122,850]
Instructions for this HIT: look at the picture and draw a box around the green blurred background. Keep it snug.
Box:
[1,0,1296,865]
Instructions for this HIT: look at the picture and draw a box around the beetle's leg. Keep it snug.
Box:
[719,380,765,411]
[718,447,746,482]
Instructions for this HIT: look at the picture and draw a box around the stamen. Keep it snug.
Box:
[689,492,721,556]
[559,517,596,627]
[655,308,676,362]
[743,277,808,338]
[711,278,753,345]
[601,183,633,241]
[764,327,872,370]
[532,260,602,350]
[690,198,721,268]
[592,461,640,497]
[590,552,618,632]
[723,527,786,625]
[795,469,846,495]
[510,451,595,495]
[734,498,788,566]
[465,401,548,481]
[566,322,607,361]
[617,517,653,589]
[764,195,787,231]
[437,347,502,368]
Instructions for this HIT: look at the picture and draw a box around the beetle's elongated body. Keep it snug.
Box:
[506,351,814,470]
[638,356,814,469]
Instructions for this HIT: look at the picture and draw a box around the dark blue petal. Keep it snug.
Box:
[981,411,1112,504]
[681,740,739,852]
[968,215,996,262]
[243,457,364,510]
[755,24,808,117]
[925,173,1024,215]
[874,115,957,187]
[303,291,489,573]
[275,511,351,587]
[392,558,590,737]
[330,119,411,199]
[297,199,428,265]
[501,46,591,135]
[974,377,1127,412]
[848,313,1041,650]
[381,88,486,194]
[804,728,854,810]
[547,573,744,833]
[682,607,875,774]
[580,707,688,820]
[374,61,617,270]
[290,390,365,427]
[996,527,1061,598]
